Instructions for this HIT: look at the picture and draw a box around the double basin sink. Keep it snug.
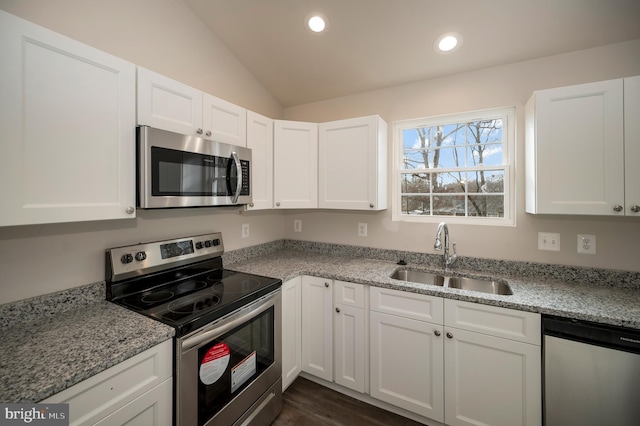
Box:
[390,269,513,295]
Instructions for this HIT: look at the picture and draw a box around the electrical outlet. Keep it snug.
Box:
[294,220,302,233]
[242,223,250,239]
[538,232,560,251]
[577,234,596,254]
[358,223,367,237]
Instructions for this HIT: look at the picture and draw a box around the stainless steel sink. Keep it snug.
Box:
[446,276,513,295]
[390,270,445,286]
[390,269,512,295]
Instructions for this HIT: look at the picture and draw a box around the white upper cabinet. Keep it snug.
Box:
[137,67,203,137]
[319,115,387,210]
[137,67,247,146]
[202,92,247,146]
[0,10,136,227]
[526,76,640,216]
[245,111,274,210]
[624,76,640,216]
[273,120,318,209]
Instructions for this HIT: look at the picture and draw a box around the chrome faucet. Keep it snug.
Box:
[434,222,457,269]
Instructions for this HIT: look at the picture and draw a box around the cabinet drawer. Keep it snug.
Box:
[334,280,365,308]
[43,340,173,426]
[370,287,443,324]
[444,299,541,345]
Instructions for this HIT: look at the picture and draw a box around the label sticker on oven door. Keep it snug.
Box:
[199,343,230,385]
[231,351,257,393]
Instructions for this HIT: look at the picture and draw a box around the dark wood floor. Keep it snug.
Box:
[271,377,424,426]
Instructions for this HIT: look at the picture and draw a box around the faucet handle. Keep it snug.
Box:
[450,242,458,266]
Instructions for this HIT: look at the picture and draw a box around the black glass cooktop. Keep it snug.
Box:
[112,261,281,337]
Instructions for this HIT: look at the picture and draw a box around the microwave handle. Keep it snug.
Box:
[231,151,242,204]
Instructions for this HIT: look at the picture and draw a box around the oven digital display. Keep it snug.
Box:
[160,240,194,259]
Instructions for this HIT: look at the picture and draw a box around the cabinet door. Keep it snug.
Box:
[202,93,247,146]
[301,276,332,381]
[245,111,274,210]
[369,311,444,421]
[0,10,136,226]
[137,66,203,136]
[444,328,541,426]
[94,379,172,426]
[525,79,624,215]
[624,76,640,216]
[281,277,302,391]
[319,115,387,210]
[274,120,318,209]
[334,281,366,393]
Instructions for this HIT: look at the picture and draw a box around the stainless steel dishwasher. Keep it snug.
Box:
[543,316,640,426]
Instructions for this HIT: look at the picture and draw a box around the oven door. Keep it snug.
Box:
[177,290,282,426]
[138,126,251,208]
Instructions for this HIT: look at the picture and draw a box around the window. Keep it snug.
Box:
[392,107,515,226]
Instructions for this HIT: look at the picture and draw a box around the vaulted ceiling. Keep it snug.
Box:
[183,0,640,107]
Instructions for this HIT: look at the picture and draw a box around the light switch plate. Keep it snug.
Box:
[577,234,596,254]
[294,220,302,233]
[358,223,367,237]
[538,232,560,251]
[242,223,250,239]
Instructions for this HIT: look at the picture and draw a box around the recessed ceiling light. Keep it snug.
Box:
[434,32,463,54]
[306,12,329,33]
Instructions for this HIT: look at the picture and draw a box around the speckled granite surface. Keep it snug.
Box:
[0,282,174,403]
[226,241,640,329]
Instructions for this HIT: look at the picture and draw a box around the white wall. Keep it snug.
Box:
[282,39,640,272]
[0,0,285,304]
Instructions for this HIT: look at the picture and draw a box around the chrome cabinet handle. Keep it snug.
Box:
[276,202,281,207]
[631,205,640,213]
[249,203,254,207]
[335,307,340,313]
[324,282,329,288]
[205,130,212,137]
[196,128,203,135]
[231,152,242,204]
[446,332,453,339]
[369,203,374,208]
[434,330,441,337]
[125,206,135,215]
[613,205,623,212]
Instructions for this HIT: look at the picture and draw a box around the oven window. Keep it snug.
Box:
[197,306,275,426]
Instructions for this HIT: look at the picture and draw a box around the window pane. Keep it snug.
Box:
[402,195,431,215]
[467,142,503,166]
[437,146,466,168]
[468,195,504,217]
[433,172,465,194]
[401,173,430,194]
[433,195,465,216]
[466,170,504,193]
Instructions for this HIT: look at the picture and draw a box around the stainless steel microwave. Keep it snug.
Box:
[137,126,251,209]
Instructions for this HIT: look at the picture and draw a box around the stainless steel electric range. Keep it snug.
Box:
[106,232,282,426]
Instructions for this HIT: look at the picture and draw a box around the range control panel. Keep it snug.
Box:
[107,232,224,282]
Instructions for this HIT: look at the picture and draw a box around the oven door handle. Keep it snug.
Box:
[181,290,278,352]
[230,151,242,204]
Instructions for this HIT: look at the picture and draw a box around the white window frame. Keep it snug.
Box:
[392,106,516,226]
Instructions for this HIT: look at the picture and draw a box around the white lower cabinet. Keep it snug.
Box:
[301,276,333,381]
[333,280,366,393]
[369,287,445,421]
[370,288,541,426]
[42,340,172,426]
[281,276,302,391]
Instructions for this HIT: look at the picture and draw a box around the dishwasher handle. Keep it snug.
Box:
[543,315,640,355]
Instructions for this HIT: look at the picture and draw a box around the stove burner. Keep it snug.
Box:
[178,280,207,293]
[141,290,174,304]
[167,294,221,315]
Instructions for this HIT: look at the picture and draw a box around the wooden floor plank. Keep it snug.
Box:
[271,378,424,426]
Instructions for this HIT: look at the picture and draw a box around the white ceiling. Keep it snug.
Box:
[182,0,640,107]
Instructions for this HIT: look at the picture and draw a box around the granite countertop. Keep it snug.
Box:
[227,249,640,330]
[2,242,638,403]
[0,283,174,403]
